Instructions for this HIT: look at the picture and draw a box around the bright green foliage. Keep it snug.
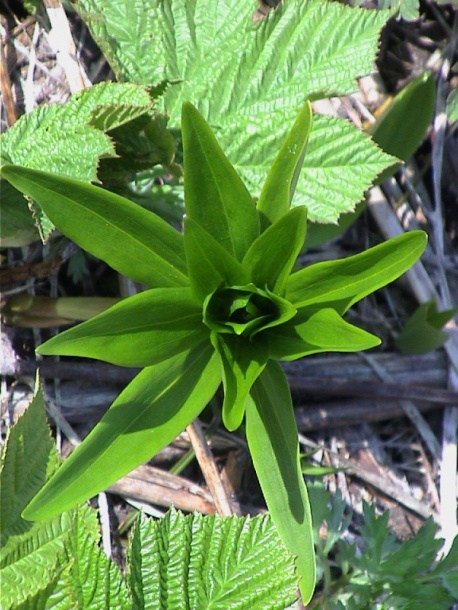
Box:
[0,82,154,241]
[308,483,458,609]
[2,102,426,603]
[0,385,129,610]
[396,300,458,354]
[1,391,295,609]
[127,508,298,609]
[369,71,436,183]
[76,0,394,223]
[447,84,458,123]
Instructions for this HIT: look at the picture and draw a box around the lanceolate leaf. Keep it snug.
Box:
[268,308,381,361]
[1,165,188,288]
[77,0,392,222]
[183,217,249,303]
[37,288,208,367]
[257,101,313,228]
[212,333,270,431]
[23,345,221,521]
[246,361,315,603]
[243,206,307,294]
[182,102,259,260]
[287,231,427,311]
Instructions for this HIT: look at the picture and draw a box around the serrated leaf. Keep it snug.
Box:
[37,288,208,367]
[268,307,380,361]
[12,567,75,610]
[65,82,153,131]
[62,506,130,609]
[23,344,220,521]
[0,384,60,545]
[182,101,259,261]
[287,231,427,311]
[127,509,298,609]
[246,362,315,603]
[76,0,391,222]
[0,104,115,183]
[1,165,188,288]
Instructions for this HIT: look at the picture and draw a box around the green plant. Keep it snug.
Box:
[308,483,458,609]
[1,100,426,603]
[1,0,398,246]
[0,385,298,609]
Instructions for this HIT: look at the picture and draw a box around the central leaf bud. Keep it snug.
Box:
[203,283,296,338]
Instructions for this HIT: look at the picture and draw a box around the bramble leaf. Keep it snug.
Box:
[128,509,298,609]
[76,0,393,222]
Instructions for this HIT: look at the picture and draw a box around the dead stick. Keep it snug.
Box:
[186,420,233,516]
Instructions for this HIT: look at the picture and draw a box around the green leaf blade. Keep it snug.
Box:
[182,101,259,260]
[22,344,220,521]
[246,361,315,604]
[37,288,207,367]
[213,333,270,431]
[287,231,427,310]
[1,165,189,288]
[243,206,307,294]
[257,101,312,228]
[183,217,249,302]
[268,308,381,361]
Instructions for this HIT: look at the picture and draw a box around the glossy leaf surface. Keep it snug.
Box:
[182,102,259,260]
[243,206,307,294]
[183,217,249,303]
[257,101,312,228]
[212,333,269,431]
[37,288,207,367]
[246,361,315,603]
[268,308,381,361]
[1,165,188,288]
[287,231,427,311]
[23,345,220,520]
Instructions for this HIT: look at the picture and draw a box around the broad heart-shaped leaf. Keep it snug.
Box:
[182,102,259,261]
[246,361,315,604]
[183,217,249,303]
[23,344,220,521]
[37,288,208,367]
[257,101,313,229]
[242,206,307,295]
[127,509,298,609]
[1,165,188,288]
[268,307,380,361]
[287,231,427,312]
[77,0,391,222]
[212,333,270,432]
